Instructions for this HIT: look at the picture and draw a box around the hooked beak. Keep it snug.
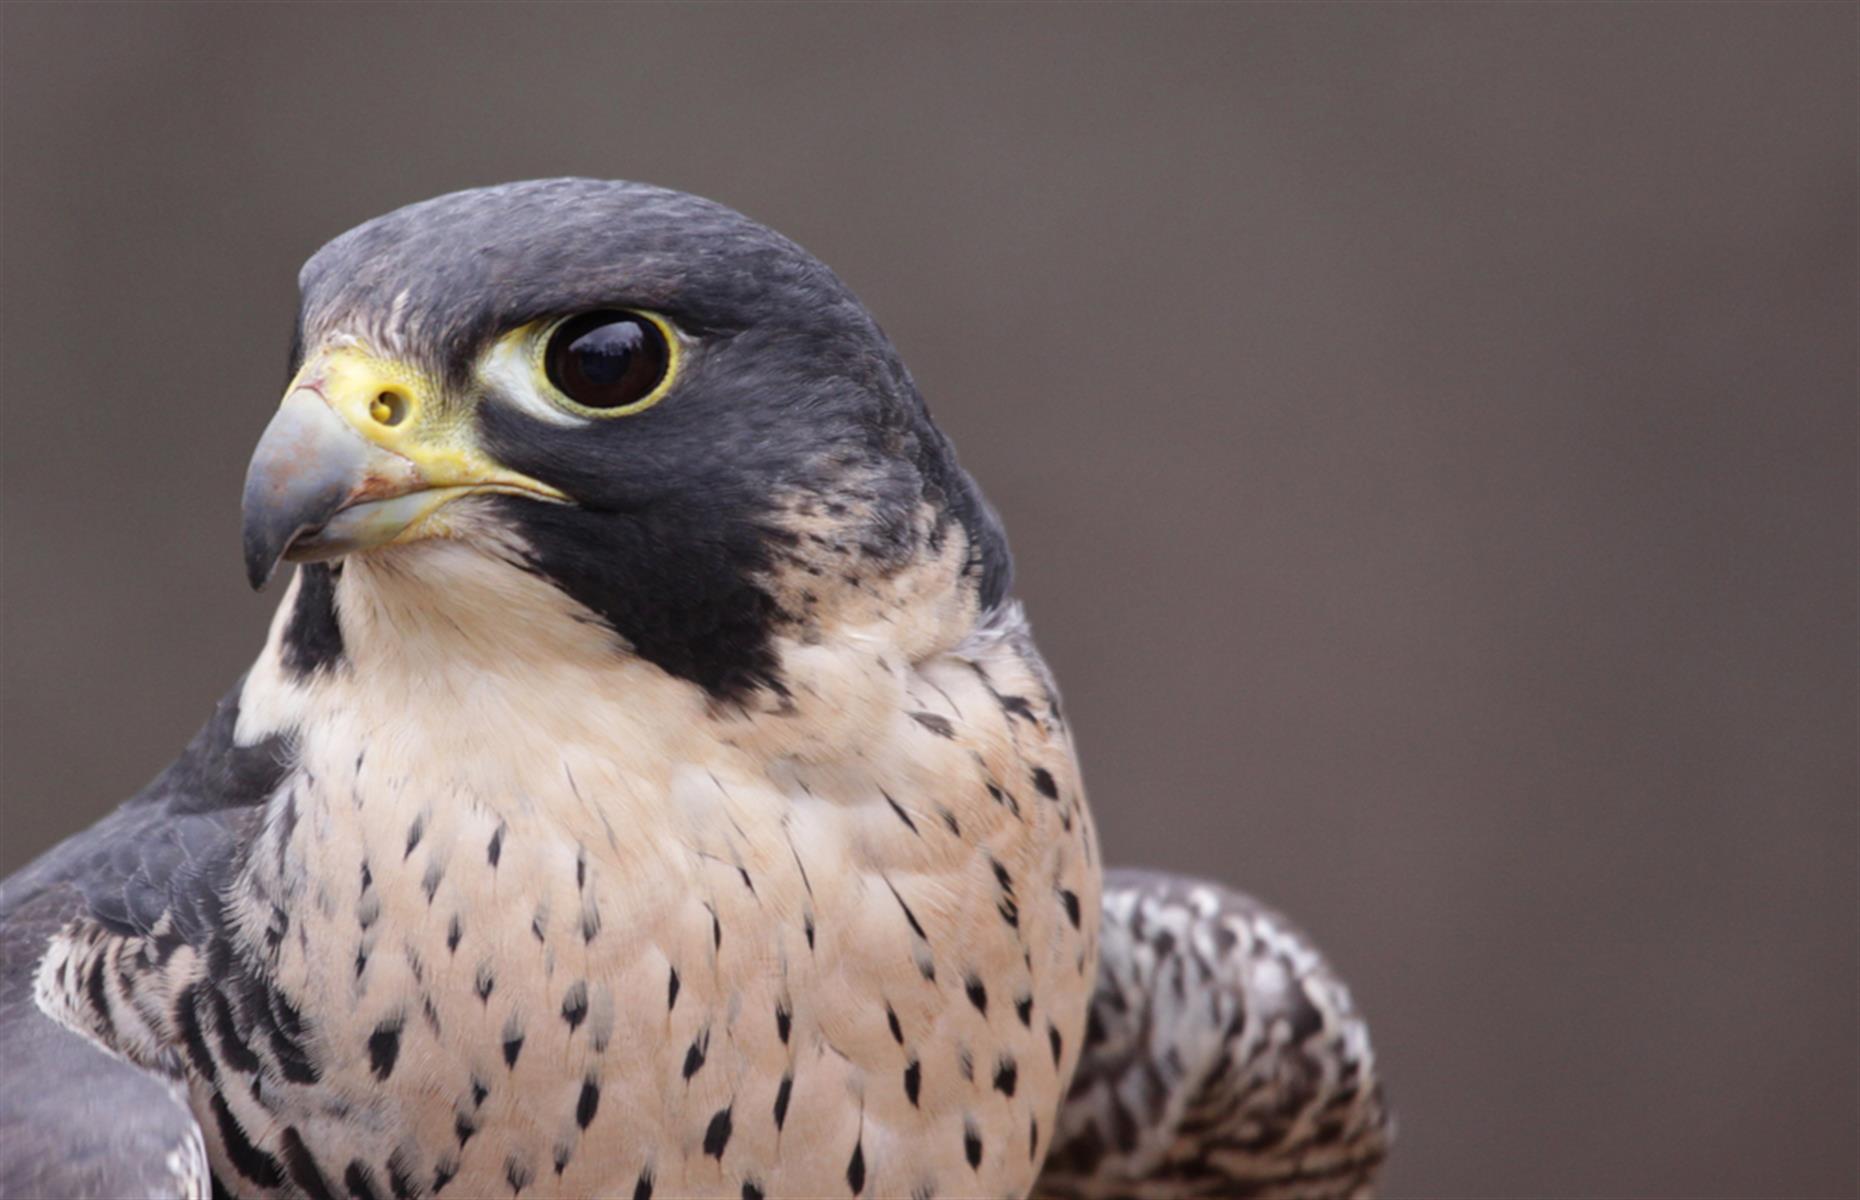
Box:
[240,349,564,590]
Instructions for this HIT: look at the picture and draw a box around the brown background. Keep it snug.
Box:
[2,5,1853,1197]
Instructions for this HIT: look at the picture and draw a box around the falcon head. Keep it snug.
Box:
[242,179,1009,700]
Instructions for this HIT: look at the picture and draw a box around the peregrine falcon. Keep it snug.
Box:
[0,179,1389,1199]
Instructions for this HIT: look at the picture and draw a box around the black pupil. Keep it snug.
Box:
[547,312,667,409]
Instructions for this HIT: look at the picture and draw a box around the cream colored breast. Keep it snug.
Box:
[223,551,1099,1199]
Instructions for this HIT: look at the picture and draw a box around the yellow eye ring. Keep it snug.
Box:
[535,309,681,417]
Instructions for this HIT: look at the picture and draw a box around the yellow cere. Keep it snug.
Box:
[289,344,568,503]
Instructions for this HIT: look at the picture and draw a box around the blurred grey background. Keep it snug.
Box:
[2,4,1853,1197]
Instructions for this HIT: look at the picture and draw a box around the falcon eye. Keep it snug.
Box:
[543,310,672,414]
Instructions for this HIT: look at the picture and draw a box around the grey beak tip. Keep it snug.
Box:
[242,389,370,592]
[245,553,277,592]
[241,477,293,591]
[242,518,285,591]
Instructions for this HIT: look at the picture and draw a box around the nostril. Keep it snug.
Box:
[370,390,408,427]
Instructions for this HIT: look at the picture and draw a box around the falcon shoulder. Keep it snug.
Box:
[0,683,286,1200]
[1039,869,1393,1200]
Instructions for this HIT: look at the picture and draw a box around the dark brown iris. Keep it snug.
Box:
[544,311,668,410]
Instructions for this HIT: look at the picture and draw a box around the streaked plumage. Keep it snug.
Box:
[0,180,1387,1199]
[1040,872,1391,1200]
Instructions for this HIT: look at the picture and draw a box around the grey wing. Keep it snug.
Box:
[1038,869,1393,1200]
[0,871,209,1200]
[0,684,285,1200]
